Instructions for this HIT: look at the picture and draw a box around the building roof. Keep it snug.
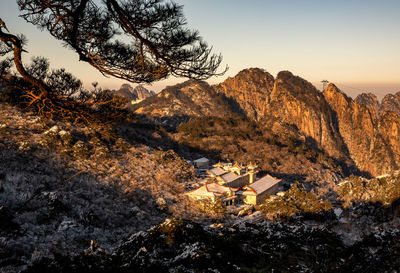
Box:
[193,157,209,163]
[222,195,238,202]
[247,161,258,170]
[243,175,281,195]
[213,162,224,168]
[208,167,227,177]
[230,162,242,170]
[220,172,239,183]
[184,182,236,197]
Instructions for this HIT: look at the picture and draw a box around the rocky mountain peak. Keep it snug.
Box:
[124,67,400,177]
[134,85,155,100]
[355,93,380,115]
[324,83,348,97]
[353,91,400,118]
[381,91,400,117]
[323,83,353,109]
[232,67,275,84]
[214,68,275,121]
[322,84,400,176]
[120,83,134,91]
[275,70,323,102]
[114,84,155,102]
[266,74,349,159]
[114,84,137,101]
[130,80,239,129]
[276,70,296,81]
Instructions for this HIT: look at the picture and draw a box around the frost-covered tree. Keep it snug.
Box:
[261,182,332,220]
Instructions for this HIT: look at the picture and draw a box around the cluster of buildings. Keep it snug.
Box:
[184,161,281,205]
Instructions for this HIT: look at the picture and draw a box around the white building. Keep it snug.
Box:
[193,157,210,169]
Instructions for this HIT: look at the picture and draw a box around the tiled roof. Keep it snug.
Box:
[243,175,280,195]
[184,182,235,197]
[247,161,258,170]
[194,157,209,163]
[208,167,227,176]
[213,162,224,168]
[206,183,235,193]
[231,163,242,170]
[220,172,239,183]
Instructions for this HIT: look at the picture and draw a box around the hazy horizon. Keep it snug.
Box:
[116,74,400,102]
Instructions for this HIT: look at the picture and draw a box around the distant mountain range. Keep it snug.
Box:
[356,92,400,117]
[113,84,155,102]
[131,68,400,177]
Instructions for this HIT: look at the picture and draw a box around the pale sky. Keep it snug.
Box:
[1,0,399,100]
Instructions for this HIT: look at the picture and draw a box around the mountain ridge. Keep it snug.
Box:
[356,91,400,117]
[132,68,400,177]
[114,84,155,102]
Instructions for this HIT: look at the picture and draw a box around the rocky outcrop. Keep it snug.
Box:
[355,93,380,116]
[266,72,349,159]
[215,69,349,160]
[114,83,137,101]
[134,85,156,99]
[126,68,400,176]
[213,68,275,121]
[214,69,400,176]
[323,84,396,175]
[355,91,400,119]
[381,92,400,117]
[114,84,155,101]
[130,80,242,129]
[376,111,400,171]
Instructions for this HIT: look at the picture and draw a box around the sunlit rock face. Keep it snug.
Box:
[125,67,400,177]
[381,91,400,117]
[134,85,155,99]
[215,69,348,159]
[115,84,155,101]
[130,80,241,129]
[355,93,381,116]
[265,72,348,159]
[323,84,396,176]
[213,68,275,121]
[214,69,400,176]
[355,91,400,118]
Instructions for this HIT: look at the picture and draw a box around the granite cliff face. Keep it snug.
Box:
[323,84,397,175]
[266,71,349,159]
[130,80,242,129]
[114,84,155,101]
[381,92,400,117]
[213,68,275,121]
[215,70,349,160]
[355,91,400,118]
[129,68,400,177]
[216,70,400,176]
[135,85,156,99]
[355,93,380,115]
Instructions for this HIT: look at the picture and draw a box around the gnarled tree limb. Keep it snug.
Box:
[18,0,227,84]
[0,24,49,98]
